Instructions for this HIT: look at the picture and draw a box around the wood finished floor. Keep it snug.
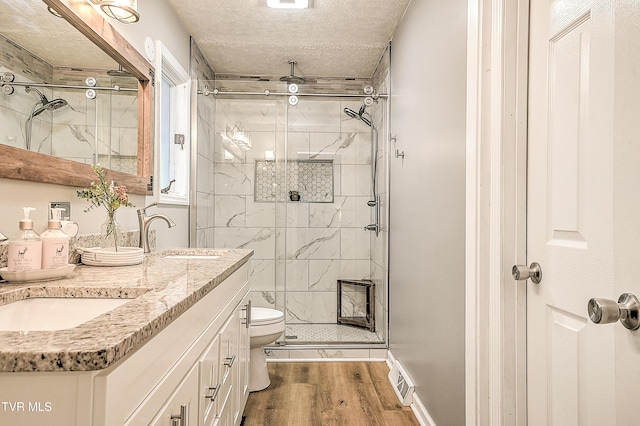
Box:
[242,362,420,426]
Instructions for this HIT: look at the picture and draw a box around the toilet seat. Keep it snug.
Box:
[251,307,284,326]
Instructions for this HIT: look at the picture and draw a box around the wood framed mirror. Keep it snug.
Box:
[0,0,153,195]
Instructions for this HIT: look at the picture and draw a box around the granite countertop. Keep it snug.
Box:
[0,248,253,373]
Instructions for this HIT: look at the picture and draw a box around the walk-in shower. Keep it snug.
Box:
[194,76,389,349]
[24,86,68,150]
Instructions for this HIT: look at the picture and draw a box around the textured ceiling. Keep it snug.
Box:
[1,0,410,79]
[0,0,117,70]
[164,0,411,79]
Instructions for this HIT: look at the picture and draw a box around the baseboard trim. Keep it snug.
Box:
[387,350,437,426]
[266,358,388,362]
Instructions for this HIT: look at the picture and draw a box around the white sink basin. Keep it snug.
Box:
[162,255,219,260]
[0,298,130,331]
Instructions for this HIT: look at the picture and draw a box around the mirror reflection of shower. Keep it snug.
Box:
[24,86,68,151]
[344,96,380,235]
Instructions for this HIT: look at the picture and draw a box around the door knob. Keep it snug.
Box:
[511,262,542,284]
[588,293,640,330]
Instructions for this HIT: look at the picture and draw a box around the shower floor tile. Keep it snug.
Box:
[283,323,384,344]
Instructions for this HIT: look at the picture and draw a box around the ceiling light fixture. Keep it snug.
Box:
[89,0,140,23]
[267,0,310,9]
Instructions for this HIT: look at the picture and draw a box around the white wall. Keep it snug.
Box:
[389,0,468,424]
[0,0,190,249]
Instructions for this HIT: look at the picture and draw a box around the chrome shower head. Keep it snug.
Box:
[32,98,68,117]
[280,60,305,84]
[344,105,372,127]
[25,86,67,117]
[344,107,360,120]
[107,64,132,78]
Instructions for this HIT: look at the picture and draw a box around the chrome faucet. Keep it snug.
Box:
[137,202,176,253]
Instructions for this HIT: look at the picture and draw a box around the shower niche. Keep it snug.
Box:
[254,159,334,203]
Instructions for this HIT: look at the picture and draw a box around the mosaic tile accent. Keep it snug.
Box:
[254,159,333,203]
[282,323,383,344]
[98,155,138,176]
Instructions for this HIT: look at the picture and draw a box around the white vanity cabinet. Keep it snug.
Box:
[0,260,251,426]
[121,264,251,426]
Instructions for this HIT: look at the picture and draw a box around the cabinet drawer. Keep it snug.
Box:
[126,366,198,426]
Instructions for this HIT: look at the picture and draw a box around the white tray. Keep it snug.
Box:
[79,247,144,267]
[0,264,76,283]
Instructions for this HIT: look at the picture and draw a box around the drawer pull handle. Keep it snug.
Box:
[224,354,236,367]
[242,300,252,329]
[206,385,221,402]
[170,404,188,426]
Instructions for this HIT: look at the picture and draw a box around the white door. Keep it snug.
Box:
[526,0,626,424]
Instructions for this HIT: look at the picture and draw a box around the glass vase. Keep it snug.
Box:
[100,211,123,251]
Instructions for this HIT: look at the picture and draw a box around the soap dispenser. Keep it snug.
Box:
[7,207,42,272]
[41,207,70,269]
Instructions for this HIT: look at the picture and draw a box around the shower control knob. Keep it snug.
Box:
[2,85,14,95]
[85,77,97,87]
[511,262,542,284]
[288,83,299,93]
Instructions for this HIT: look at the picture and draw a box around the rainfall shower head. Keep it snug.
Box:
[280,60,305,84]
[107,64,132,78]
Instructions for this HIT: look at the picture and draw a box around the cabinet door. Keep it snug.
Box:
[149,365,198,426]
[199,334,220,426]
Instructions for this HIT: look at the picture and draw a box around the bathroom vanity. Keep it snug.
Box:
[0,248,252,426]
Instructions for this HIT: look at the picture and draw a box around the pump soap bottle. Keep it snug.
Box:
[41,208,70,269]
[7,207,42,272]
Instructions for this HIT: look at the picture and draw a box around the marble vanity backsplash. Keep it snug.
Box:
[0,230,153,269]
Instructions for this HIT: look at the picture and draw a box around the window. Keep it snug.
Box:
[154,41,190,205]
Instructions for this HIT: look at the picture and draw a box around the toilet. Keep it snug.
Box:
[249,307,285,392]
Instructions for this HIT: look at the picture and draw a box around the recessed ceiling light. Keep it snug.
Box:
[267,0,310,9]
